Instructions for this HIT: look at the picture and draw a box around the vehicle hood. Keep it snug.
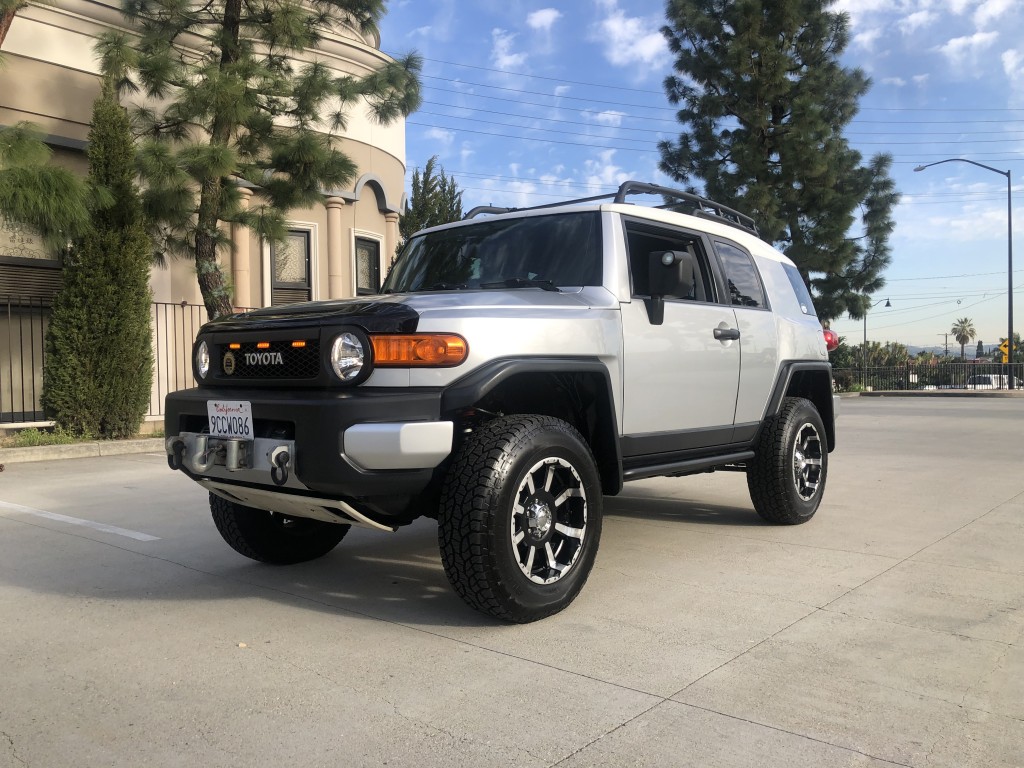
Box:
[202,287,616,334]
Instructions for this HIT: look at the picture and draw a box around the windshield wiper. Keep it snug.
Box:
[479,277,561,292]
[423,282,468,291]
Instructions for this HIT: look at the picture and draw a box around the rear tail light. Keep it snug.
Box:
[822,328,840,351]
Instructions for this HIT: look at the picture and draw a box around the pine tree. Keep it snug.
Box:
[0,123,92,250]
[43,79,153,438]
[659,0,899,322]
[399,156,464,246]
[95,0,421,319]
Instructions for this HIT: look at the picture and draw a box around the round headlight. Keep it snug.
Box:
[195,340,210,379]
[330,333,365,381]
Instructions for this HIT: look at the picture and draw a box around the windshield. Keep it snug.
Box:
[382,212,602,293]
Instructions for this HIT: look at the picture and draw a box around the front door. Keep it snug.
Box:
[619,219,740,452]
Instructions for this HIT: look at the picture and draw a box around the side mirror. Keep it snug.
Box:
[646,250,698,325]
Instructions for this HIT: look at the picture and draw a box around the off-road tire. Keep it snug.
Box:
[438,415,603,623]
[210,493,349,564]
[747,396,827,525]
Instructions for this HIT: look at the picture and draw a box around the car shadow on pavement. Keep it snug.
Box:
[0,514,504,629]
[604,493,763,527]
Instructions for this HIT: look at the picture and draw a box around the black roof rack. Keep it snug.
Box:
[463,180,759,236]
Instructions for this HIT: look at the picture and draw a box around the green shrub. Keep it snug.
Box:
[42,80,152,439]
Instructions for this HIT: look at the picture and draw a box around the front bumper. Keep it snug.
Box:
[164,386,452,519]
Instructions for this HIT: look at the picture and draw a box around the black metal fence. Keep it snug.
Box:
[1,296,49,422]
[834,361,1024,392]
[1,298,209,425]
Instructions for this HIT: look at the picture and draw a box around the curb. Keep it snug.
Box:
[0,437,166,466]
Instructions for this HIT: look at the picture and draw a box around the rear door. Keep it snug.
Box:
[711,240,779,430]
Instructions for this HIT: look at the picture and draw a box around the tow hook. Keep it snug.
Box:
[166,437,186,471]
[269,446,291,486]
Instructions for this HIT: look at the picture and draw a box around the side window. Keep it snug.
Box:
[715,241,766,309]
[782,262,817,316]
[624,221,710,302]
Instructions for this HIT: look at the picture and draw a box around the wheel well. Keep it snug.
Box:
[784,368,836,451]
[450,371,622,495]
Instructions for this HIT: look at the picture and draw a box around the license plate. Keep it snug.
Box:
[207,400,254,439]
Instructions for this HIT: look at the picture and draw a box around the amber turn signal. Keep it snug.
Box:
[371,334,468,367]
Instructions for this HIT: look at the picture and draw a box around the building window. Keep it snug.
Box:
[0,221,63,302]
[355,237,381,295]
[271,230,311,306]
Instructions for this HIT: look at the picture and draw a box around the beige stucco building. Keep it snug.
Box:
[0,0,408,422]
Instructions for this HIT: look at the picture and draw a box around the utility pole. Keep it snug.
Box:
[938,333,949,356]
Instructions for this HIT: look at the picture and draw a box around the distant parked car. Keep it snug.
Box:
[966,374,1021,390]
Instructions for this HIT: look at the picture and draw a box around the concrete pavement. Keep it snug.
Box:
[0,397,1021,767]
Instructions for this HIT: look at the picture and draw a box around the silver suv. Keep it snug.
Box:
[165,181,838,622]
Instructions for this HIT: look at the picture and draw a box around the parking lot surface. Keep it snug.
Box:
[0,397,1022,767]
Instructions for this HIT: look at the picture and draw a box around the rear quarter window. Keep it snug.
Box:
[782,263,817,317]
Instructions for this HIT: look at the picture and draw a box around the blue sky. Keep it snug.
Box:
[379,0,1024,351]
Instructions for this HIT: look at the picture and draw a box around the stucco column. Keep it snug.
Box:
[231,187,253,310]
[384,212,400,272]
[326,197,346,299]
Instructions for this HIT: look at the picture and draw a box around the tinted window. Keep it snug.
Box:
[383,212,602,292]
[782,263,817,316]
[716,241,766,308]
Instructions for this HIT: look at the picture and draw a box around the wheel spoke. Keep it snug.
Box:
[512,529,525,545]
[554,523,584,540]
[544,464,555,492]
[804,457,822,466]
[525,473,535,495]
[524,545,536,574]
[553,487,583,507]
[545,542,558,570]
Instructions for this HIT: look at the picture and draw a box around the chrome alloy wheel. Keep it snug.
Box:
[791,422,824,501]
[510,457,588,584]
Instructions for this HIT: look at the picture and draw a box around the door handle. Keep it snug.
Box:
[714,327,740,341]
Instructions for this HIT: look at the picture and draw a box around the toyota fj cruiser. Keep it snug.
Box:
[165,181,839,623]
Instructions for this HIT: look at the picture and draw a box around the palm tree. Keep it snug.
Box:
[951,317,976,360]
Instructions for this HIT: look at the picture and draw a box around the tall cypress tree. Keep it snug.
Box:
[399,156,464,245]
[95,0,421,320]
[659,0,898,321]
[43,79,153,438]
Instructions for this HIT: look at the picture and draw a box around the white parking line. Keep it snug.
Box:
[0,500,161,542]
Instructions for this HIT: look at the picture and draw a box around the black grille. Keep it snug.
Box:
[221,340,320,379]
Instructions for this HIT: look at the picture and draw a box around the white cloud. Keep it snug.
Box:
[881,76,907,86]
[1003,49,1024,78]
[583,149,631,192]
[491,28,527,70]
[590,0,669,71]
[853,28,883,50]
[554,85,571,97]
[425,127,455,145]
[912,73,930,85]
[586,110,627,127]
[975,0,1014,27]
[897,10,938,35]
[527,8,562,32]
[936,31,999,74]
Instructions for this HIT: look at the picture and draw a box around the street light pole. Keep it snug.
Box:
[862,297,891,388]
[914,159,1014,389]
